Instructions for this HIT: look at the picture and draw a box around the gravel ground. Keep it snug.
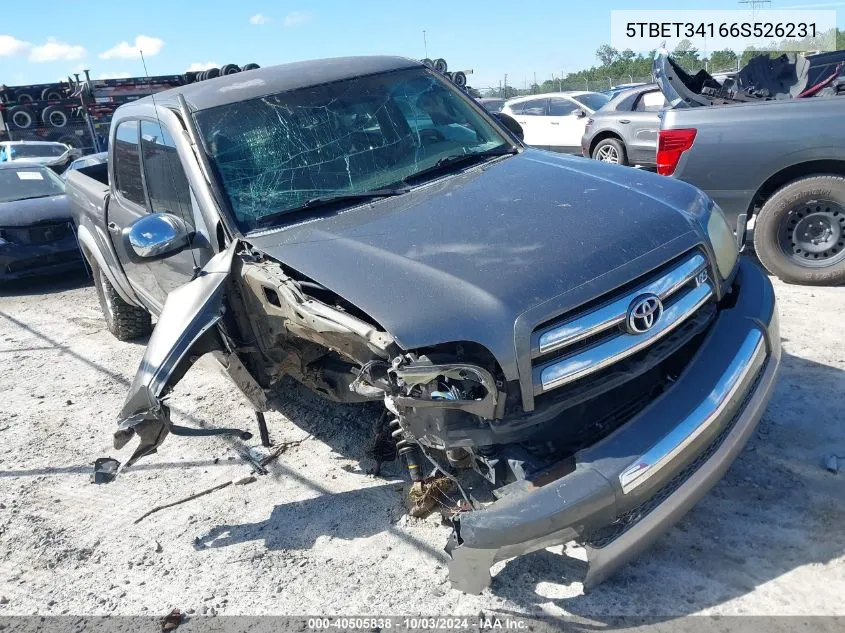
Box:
[0,260,843,621]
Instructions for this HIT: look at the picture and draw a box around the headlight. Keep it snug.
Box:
[707,203,738,279]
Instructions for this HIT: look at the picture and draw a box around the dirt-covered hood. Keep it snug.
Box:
[245,149,704,363]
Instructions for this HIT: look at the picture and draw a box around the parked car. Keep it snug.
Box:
[0,140,77,172]
[61,152,108,180]
[501,91,609,153]
[0,163,82,280]
[601,82,648,100]
[655,50,845,285]
[67,56,780,594]
[581,83,666,167]
[476,97,505,112]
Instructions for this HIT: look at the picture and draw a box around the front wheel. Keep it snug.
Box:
[92,262,152,340]
[592,138,627,166]
[754,175,845,285]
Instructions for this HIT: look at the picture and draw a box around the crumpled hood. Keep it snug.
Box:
[246,149,705,373]
[0,194,70,226]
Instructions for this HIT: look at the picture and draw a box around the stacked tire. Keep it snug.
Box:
[184,62,260,84]
[2,82,75,132]
[420,57,470,93]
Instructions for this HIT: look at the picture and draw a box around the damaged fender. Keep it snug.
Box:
[114,242,238,466]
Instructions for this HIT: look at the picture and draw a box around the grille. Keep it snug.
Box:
[531,250,714,395]
[585,361,766,549]
[0,222,72,245]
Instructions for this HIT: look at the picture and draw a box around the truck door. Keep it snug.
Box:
[107,119,199,313]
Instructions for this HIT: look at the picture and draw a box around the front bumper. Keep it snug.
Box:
[448,257,780,593]
[0,231,83,281]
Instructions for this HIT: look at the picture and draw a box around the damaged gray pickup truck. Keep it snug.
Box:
[67,56,781,593]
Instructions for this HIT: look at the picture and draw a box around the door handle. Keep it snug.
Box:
[107,222,120,233]
[619,119,631,124]
[549,121,559,125]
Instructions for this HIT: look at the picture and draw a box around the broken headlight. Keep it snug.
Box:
[707,202,739,280]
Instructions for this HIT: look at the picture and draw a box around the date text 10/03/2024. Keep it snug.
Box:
[306,617,529,630]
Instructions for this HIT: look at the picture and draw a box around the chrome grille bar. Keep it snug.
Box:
[538,279,713,393]
[537,252,708,357]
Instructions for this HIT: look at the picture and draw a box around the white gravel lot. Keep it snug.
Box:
[0,259,843,622]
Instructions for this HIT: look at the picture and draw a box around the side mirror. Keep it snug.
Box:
[126,212,189,259]
[492,111,524,142]
[573,108,587,118]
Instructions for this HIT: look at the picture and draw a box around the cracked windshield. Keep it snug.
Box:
[194,68,509,231]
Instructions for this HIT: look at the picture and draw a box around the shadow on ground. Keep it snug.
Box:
[0,266,90,297]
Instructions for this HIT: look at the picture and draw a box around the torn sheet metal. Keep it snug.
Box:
[114,242,238,465]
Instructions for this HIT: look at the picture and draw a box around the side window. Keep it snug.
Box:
[548,98,579,116]
[113,120,145,206]
[140,121,194,230]
[515,99,547,116]
[635,91,668,112]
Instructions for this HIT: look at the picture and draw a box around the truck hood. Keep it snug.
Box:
[0,194,70,226]
[246,149,704,372]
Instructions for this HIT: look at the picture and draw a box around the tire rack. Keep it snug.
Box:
[419,57,475,94]
[0,63,260,155]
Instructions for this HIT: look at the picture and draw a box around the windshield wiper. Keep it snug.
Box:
[402,146,518,185]
[256,186,410,226]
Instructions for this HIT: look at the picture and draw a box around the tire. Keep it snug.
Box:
[41,87,63,101]
[754,175,845,285]
[592,137,627,166]
[453,71,467,87]
[15,91,34,104]
[220,63,241,75]
[7,105,33,129]
[242,63,260,71]
[443,71,453,81]
[184,71,197,84]
[42,105,68,128]
[92,262,152,341]
[421,58,433,68]
[434,58,448,73]
[205,67,220,79]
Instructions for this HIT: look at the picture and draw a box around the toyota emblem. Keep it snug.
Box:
[626,293,663,334]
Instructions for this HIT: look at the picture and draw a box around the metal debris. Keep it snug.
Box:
[823,454,840,474]
[90,458,120,484]
[159,608,182,631]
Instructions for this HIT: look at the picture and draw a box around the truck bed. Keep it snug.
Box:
[660,95,845,228]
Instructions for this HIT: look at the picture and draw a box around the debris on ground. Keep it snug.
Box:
[135,480,236,524]
[408,476,456,518]
[823,454,840,474]
[159,607,182,631]
[258,435,312,467]
[90,458,120,484]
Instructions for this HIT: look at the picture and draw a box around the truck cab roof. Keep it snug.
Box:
[130,56,423,113]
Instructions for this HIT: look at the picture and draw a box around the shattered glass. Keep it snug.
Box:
[193,68,509,231]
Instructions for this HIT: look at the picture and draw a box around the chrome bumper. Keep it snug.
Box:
[448,258,780,594]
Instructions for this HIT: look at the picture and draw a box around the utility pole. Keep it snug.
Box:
[533,71,537,94]
[423,30,428,58]
[738,0,770,20]
[504,73,508,97]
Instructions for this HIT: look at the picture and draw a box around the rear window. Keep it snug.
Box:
[571,93,610,112]
[8,143,67,158]
[0,167,65,203]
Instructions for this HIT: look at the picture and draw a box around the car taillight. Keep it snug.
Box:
[656,128,697,176]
